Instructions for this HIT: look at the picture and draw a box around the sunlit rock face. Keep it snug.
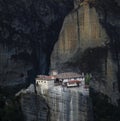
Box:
[51,0,108,71]
[51,0,120,105]
[0,0,73,86]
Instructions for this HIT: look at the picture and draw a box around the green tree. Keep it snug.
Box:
[85,73,92,85]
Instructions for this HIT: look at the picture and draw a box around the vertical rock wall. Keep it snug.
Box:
[21,93,49,121]
[43,86,91,121]
[20,85,92,121]
[51,0,120,105]
[51,0,108,70]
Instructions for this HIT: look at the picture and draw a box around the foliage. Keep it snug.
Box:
[85,73,92,85]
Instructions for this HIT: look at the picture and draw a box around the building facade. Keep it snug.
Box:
[36,75,55,94]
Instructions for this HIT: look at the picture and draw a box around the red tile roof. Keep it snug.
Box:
[56,72,82,79]
[36,75,55,80]
[36,72,84,80]
[67,80,81,84]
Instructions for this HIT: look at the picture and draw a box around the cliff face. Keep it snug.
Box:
[45,87,92,121]
[0,0,73,86]
[21,93,49,121]
[51,0,120,105]
[51,0,107,69]
[35,83,92,121]
[0,0,120,121]
[20,86,92,121]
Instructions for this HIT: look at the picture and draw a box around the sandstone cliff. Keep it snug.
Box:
[51,0,120,105]
[51,0,108,70]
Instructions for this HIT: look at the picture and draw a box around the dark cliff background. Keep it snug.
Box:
[0,0,73,81]
[0,0,120,121]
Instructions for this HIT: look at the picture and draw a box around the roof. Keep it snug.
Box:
[67,80,81,84]
[36,75,55,80]
[36,72,84,80]
[56,72,82,79]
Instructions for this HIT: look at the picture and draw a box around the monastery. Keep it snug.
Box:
[35,71,90,121]
[35,71,89,95]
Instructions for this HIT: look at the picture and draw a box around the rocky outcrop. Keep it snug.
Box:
[51,0,120,105]
[0,0,120,121]
[19,86,89,121]
[36,85,92,121]
[20,93,49,121]
[51,0,109,72]
[45,87,92,121]
[16,84,49,121]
